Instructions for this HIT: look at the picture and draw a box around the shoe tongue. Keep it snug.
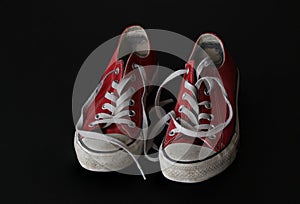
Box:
[188,45,212,80]
[120,53,139,78]
[189,43,208,66]
[118,54,131,77]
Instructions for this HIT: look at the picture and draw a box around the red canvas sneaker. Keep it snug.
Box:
[74,26,156,179]
[156,33,239,183]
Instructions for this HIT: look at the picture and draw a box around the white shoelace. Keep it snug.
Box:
[149,57,233,148]
[76,64,150,180]
[76,58,233,179]
[88,73,137,128]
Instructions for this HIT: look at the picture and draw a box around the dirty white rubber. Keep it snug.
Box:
[159,71,240,183]
[74,132,153,172]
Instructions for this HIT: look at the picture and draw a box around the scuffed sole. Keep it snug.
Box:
[74,133,145,172]
[159,129,239,183]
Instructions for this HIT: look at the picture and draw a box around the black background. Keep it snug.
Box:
[22,0,300,203]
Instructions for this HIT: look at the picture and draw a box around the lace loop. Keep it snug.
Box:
[151,57,233,145]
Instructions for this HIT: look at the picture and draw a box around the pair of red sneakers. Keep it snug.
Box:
[74,25,239,183]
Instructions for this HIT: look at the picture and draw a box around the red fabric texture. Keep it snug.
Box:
[163,38,237,152]
[81,27,156,139]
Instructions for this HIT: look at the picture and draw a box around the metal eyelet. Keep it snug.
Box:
[131,74,136,81]
[205,102,212,109]
[204,60,211,67]
[129,99,135,106]
[169,129,176,136]
[204,88,210,96]
[115,67,120,75]
[182,93,187,99]
[129,110,136,117]
[132,63,139,69]
[95,114,100,120]
[208,114,214,121]
[128,122,136,128]
[114,80,119,83]
[178,105,184,113]
[88,123,94,127]
[102,104,106,110]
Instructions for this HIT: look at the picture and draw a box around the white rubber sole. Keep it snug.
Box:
[159,70,240,183]
[74,132,151,172]
[159,127,239,183]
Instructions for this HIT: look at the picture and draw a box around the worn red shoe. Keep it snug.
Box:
[74,26,156,178]
[157,33,239,183]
